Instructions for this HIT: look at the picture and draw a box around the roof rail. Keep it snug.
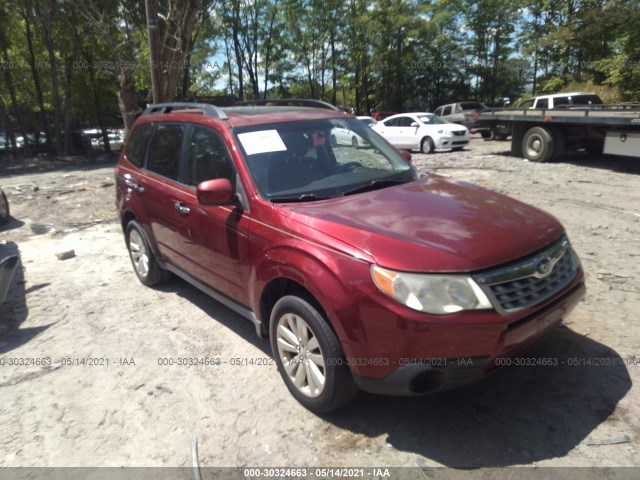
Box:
[232,98,345,112]
[142,102,228,120]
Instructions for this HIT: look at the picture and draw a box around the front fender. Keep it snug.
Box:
[253,240,370,356]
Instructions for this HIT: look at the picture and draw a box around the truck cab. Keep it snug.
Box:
[528,92,603,109]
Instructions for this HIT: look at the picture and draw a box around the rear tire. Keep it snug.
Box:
[420,137,435,154]
[125,220,170,286]
[270,295,359,413]
[0,190,9,225]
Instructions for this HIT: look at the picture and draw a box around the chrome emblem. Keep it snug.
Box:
[536,257,553,277]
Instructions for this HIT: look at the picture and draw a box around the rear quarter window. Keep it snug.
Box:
[572,95,603,105]
[124,123,154,167]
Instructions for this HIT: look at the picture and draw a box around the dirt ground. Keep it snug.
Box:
[0,137,639,476]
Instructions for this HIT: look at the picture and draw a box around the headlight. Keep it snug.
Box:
[437,129,448,135]
[371,265,493,315]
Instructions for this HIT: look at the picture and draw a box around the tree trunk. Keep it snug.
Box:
[40,0,63,154]
[21,0,53,155]
[82,47,110,153]
[160,0,202,102]
[0,42,27,156]
[118,70,138,137]
[62,11,79,156]
[232,0,244,99]
[262,0,279,98]
[146,0,164,104]
[0,97,18,157]
[330,31,337,106]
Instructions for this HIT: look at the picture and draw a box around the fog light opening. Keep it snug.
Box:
[409,370,446,394]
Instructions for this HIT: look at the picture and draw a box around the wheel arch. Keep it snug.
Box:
[254,246,360,355]
[420,135,435,153]
[121,211,163,260]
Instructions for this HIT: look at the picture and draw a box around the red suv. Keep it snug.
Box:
[115,101,585,412]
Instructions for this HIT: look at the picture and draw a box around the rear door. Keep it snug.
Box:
[374,117,400,145]
[140,123,189,266]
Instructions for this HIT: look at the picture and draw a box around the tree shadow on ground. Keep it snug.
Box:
[490,145,640,175]
[0,152,119,177]
[323,326,631,467]
[0,241,53,355]
[152,276,271,357]
[142,274,631,468]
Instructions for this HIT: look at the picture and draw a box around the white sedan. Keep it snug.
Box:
[371,112,470,153]
[330,116,375,149]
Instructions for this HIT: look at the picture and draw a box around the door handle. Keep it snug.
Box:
[124,175,144,194]
[174,201,190,216]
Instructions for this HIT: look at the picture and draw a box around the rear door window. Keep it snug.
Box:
[146,124,187,181]
[443,106,452,116]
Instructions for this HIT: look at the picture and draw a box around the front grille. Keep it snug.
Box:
[452,130,467,136]
[452,140,468,146]
[474,236,577,313]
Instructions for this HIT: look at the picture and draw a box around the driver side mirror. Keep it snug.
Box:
[411,122,419,128]
[197,178,235,205]
[397,149,412,164]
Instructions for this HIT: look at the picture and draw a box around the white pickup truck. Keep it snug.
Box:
[518,92,604,109]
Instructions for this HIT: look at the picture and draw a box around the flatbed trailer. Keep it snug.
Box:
[477,104,640,162]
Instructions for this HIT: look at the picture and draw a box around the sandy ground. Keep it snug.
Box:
[0,137,639,476]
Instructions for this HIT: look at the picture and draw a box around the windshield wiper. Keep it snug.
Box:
[342,179,406,196]
[270,193,329,203]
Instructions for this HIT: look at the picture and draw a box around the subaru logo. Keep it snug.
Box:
[536,257,553,277]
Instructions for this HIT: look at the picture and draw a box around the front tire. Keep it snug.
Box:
[0,190,9,225]
[125,220,170,286]
[522,126,555,162]
[270,295,358,413]
[420,137,435,154]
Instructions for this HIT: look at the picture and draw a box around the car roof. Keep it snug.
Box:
[224,106,350,127]
[536,92,596,98]
[135,105,351,129]
[384,112,432,119]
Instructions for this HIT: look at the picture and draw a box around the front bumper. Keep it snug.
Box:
[349,279,586,396]
[434,135,470,149]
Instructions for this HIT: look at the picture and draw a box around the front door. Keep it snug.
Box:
[173,125,252,306]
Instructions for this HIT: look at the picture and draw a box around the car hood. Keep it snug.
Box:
[279,175,564,272]
[440,122,469,131]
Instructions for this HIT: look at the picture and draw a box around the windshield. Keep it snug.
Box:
[417,114,447,125]
[234,118,415,201]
